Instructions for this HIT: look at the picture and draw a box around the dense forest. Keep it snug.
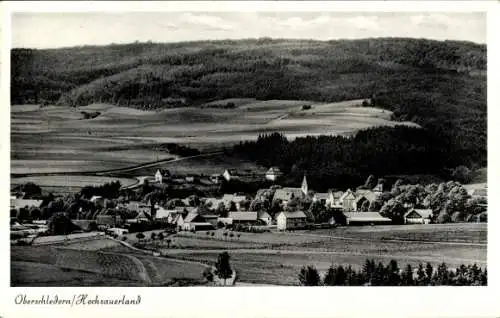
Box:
[230,128,463,191]
[11,38,487,169]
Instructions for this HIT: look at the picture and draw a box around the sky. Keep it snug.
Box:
[11,12,486,49]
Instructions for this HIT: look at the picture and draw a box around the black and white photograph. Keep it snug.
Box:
[6,2,491,293]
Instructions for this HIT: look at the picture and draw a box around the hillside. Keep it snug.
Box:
[11,38,487,169]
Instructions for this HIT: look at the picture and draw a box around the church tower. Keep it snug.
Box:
[301,175,308,196]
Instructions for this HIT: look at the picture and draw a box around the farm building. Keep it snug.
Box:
[276,211,307,231]
[265,167,283,181]
[258,211,273,225]
[228,211,258,225]
[343,212,392,225]
[155,169,171,184]
[222,194,248,210]
[185,175,196,183]
[10,198,43,210]
[404,209,433,224]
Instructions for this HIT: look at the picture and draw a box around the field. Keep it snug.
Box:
[11,99,417,181]
[162,224,487,285]
[11,175,138,192]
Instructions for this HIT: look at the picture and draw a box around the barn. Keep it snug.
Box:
[404,209,433,224]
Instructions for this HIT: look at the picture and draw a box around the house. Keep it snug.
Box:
[276,211,307,231]
[228,211,258,225]
[222,194,247,210]
[265,167,283,181]
[155,169,171,184]
[326,190,344,208]
[223,169,237,181]
[353,191,377,211]
[339,189,356,211]
[10,198,43,211]
[257,211,273,225]
[273,188,304,205]
[179,212,207,230]
[404,209,433,224]
[210,174,222,184]
[343,212,392,226]
[134,211,153,223]
[312,193,329,206]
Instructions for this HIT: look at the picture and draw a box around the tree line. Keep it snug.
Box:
[299,259,487,286]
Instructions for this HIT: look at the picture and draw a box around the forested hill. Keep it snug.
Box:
[11,37,487,167]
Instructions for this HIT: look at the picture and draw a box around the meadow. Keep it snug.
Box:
[11,99,412,181]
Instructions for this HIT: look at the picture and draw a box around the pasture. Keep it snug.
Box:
[11,99,417,178]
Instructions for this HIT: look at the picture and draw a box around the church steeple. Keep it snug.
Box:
[301,175,308,196]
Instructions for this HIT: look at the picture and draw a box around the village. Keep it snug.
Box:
[10,164,488,244]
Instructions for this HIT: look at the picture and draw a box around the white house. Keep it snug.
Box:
[276,211,307,231]
[223,169,238,182]
[326,190,344,209]
[339,189,356,211]
[265,167,283,181]
[404,208,433,224]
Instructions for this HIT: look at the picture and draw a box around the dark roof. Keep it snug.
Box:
[405,209,433,219]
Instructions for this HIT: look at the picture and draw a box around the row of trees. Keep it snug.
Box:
[299,259,487,286]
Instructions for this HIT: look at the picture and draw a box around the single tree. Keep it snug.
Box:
[136,232,145,241]
[214,252,233,286]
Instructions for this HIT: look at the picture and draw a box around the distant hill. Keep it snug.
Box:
[11,38,486,168]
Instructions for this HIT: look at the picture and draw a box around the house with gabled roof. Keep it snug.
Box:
[265,167,283,181]
[276,211,307,230]
[326,190,344,209]
[404,208,433,224]
[273,188,303,205]
[257,211,273,225]
[339,189,356,211]
[223,169,238,181]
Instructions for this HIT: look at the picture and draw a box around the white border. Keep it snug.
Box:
[1,1,499,318]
